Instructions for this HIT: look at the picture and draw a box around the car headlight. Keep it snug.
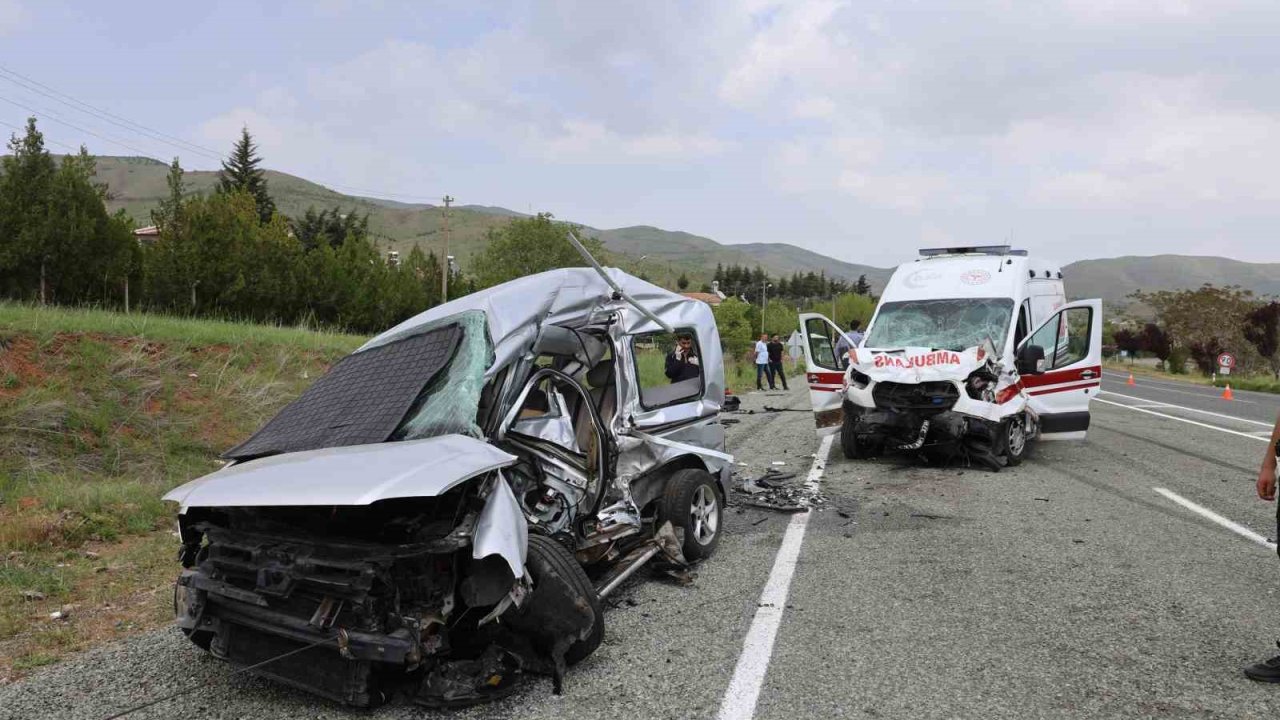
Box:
[850,370,871,389]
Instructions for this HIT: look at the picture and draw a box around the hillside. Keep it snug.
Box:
[89,157,884,288]
[1064,255,1280,307]
[88,157,1280,304]
[0,302,364,679]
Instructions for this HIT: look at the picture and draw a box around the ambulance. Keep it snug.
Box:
[799,246,1102,470]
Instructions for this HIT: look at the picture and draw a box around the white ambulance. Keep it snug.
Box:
[799,246,1102,470]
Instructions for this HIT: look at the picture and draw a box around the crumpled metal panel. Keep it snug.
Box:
[224,325,461,460]
[359,268,725,411]
[472,472,528,579]
[164,435,517,512]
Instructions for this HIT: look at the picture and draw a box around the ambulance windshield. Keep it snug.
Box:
[864,298,1014,352]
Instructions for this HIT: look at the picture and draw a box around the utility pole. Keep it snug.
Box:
[441,195,453,302]
[761,282,772,334]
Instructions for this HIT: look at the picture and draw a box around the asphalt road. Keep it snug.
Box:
[5,374,1280,719]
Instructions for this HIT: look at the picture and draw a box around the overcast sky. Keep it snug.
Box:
[2,0,1277,267]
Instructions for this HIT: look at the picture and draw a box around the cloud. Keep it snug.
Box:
[181,0,1280,263]
[0,0,25,35]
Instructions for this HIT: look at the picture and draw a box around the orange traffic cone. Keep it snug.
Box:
[1126,373,1136,386]
[1222,384,1234,401]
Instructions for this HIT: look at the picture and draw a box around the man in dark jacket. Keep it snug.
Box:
[767,334,789,390]
[665,333,701,383]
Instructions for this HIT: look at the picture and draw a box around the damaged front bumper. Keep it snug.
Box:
[844,379,1016,469]
[174,518,592,708]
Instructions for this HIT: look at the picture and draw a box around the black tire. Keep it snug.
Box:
[525,534,603,665]
[998,414,1030,467]
[841,410,879,459]
[657,468,723,561]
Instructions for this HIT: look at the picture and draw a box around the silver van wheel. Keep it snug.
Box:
[691,484,719,545]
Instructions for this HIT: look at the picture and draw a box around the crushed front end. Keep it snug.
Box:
[173,480,597,708]
[841,345,1028,470]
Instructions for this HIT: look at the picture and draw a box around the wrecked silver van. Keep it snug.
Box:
[163,266,731,708]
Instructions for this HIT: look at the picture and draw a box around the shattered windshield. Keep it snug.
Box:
[864,298,1014,352]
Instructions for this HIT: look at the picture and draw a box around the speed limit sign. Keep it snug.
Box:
[1217,352,1236,375]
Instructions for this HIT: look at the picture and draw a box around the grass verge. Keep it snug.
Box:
[0,302,364,681]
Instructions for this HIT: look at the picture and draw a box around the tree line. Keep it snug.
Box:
[712,263,873,303]
[0,116,876,340]
[0,119,474,333]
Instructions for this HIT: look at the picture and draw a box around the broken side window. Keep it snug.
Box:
[634,329,704,410]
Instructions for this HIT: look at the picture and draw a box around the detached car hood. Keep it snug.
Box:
[163,434,518,512]
[853,345,993,384]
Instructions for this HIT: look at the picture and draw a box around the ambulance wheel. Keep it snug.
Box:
[998,415,1030,467]
[840,417,876,459]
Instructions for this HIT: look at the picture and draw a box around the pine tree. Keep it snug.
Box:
[217,127,276,224]
[0,118,57,301]
[854,274,871,295]
[677,272,690,290]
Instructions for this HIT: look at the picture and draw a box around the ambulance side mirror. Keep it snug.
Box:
[1016,344,1046,375]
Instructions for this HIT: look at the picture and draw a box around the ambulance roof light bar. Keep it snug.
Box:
[918,245,1027,258]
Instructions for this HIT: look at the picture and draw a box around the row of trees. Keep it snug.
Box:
[0,119,461,333]
[0,116,878,342]
[712,263,873,303]
[1126,284,1280,378]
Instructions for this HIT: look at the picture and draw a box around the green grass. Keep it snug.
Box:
[0,302,368,677]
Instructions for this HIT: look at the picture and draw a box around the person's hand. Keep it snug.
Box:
[1258,464,1276,501]
[689,356,699,366]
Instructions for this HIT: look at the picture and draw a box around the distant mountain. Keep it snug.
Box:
[1063,255,1280,309]
[85,157,1280,305]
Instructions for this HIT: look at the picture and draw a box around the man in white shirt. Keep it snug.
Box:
[755,333,774,390]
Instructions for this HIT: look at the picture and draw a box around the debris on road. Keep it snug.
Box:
[20,590,45,601]
[734,469,827,512]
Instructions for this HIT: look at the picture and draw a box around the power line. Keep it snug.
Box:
[0,94,158,157]
[0,117,79,152]
[0,64,223,161]
[0,65,451,206]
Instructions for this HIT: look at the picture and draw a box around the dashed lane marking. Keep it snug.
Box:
[716,432,835,720]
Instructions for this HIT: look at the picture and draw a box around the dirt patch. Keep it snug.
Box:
[0,337,47,395]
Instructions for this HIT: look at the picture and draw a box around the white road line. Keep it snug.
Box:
[1153,487,1276,550]
[1095,371,1254,399]
[1099,391,1274,427]
[1094,398,1268,443]
[717,432,834,720]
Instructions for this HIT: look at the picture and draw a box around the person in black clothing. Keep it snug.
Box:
[664,333,701,383]
[767,334,788,390]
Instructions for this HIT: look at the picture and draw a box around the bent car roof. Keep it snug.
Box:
[359,267,721,384]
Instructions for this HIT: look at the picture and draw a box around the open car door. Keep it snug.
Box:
[798,313,849,435]
[1018,299,1102,440]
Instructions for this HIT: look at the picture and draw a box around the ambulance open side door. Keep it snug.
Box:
[798,312,850,436]
[1016,299,1103,440]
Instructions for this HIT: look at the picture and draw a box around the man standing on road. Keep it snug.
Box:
[767,334,789,391]
[1247,423,1280,681]
[834,319,864,368]
[755,333,773,391]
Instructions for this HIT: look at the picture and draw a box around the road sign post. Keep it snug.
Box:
[1217,352,1236,376]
